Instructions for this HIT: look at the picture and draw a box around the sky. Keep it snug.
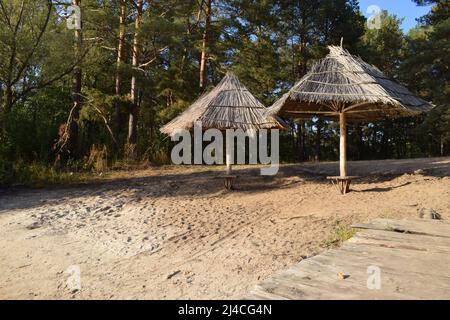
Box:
[358,0,433,31]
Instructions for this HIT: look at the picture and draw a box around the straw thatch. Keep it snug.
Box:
[160,73,285,136]
[267,46,433,121]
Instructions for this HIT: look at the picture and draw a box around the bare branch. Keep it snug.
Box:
[137,46,168,69]
[55,102,78,153]
[101,46,117,51]
[84,37,104,41]
[13,47,91,104]
[93,106,119,148]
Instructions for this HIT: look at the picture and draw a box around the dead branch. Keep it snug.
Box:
[93,106,119,148]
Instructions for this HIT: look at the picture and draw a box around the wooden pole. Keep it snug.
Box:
[199,0,212,89]
[339,112,347,177]
[224,133,233,190]
[226,146,232,174]
[114,0,126,151]
[67,0,82,158]
[127,0,143,160]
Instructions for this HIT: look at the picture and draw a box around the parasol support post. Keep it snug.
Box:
[327,111,357,195]
[225,135,232,175]
[339,112,347,178]
[224,142,235,190]
[226,151,232,175]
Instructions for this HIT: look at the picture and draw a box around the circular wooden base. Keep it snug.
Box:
[223,175,237,190]
[326,176,359,195]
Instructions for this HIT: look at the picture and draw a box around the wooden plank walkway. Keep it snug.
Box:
[247,218,450,300]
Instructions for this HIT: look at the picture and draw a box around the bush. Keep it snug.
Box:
[0,159,14,185]
[0,132,14,185]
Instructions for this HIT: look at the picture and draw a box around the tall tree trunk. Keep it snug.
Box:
[4,88,13,114]
[380,123,389,159]
[199,0,212,90]
[315,118,322,161]
[127,0,143,160]
[114,0,127,151]
[356,124,364,160]
[2,87,13,119]
[1,0,24,132]
[0,88,13,135]
[296,121,306,162]
[66,0,82,158]
[297,0,308,79]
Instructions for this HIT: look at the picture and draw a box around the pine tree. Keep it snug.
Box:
[402,0,450,156]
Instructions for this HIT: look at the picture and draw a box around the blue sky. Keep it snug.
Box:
[358,0,433,31]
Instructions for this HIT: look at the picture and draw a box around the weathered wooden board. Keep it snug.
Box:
[352,218,450,238]
[348,229,450,253]
[247,219,450,300]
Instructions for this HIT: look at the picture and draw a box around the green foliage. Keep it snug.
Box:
[0,0,449,186]
[0,135,14,184]
[359,10,405,76]
[401,0,450,155]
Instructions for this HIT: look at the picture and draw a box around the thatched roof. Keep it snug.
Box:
[160,73,285,136]
[267,46,433,121]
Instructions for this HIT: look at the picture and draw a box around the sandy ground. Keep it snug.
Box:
[0,157,449,300]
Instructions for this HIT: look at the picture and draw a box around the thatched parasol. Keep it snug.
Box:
[161,72,285,179]
[267,45,433,191]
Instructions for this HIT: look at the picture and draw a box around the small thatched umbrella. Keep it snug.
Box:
[161,72,285,187]
[268,45,432,193]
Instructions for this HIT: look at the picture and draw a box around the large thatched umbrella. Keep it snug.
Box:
[268,45,432,193]
[161,72,285,187]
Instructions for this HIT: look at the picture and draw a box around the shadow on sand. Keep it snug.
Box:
[0,157,448,212]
